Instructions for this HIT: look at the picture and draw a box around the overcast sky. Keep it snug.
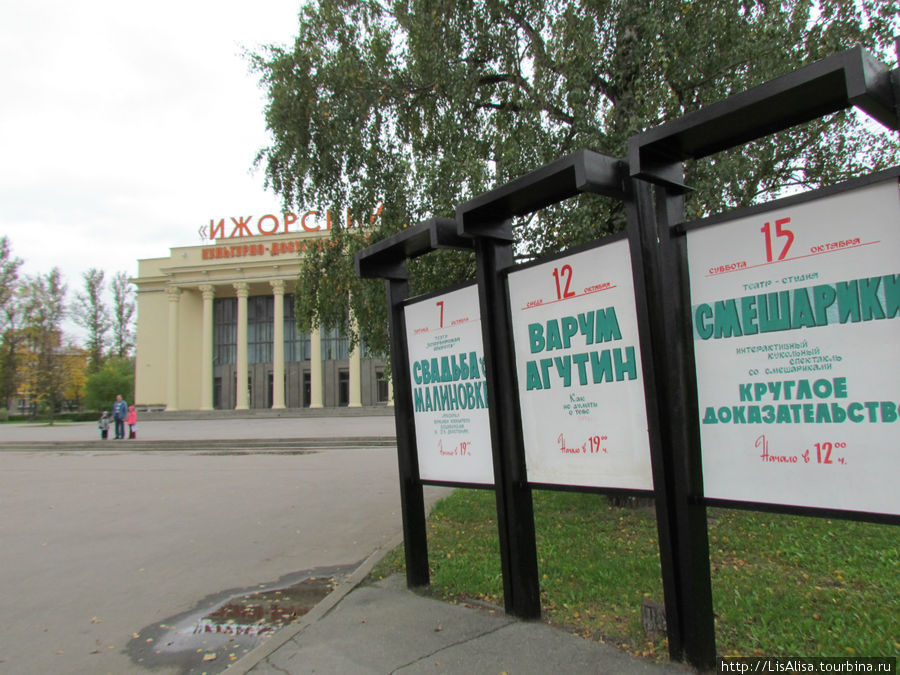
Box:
[1,1,301,320]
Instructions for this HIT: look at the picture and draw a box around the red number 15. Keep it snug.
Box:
[761,217,794,262]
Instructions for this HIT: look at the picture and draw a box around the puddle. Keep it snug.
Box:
[127,564,355,674]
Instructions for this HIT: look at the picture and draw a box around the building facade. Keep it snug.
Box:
[132,228,388,410]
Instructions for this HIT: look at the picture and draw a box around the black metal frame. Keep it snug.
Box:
[355,217,475,588]
[456,151,627,621]
[455,150,690,642]
[355,44,899,672]
[627,46,900,668]
[630,46,898,191]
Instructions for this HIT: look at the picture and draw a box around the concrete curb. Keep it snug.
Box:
[227,532,406,675]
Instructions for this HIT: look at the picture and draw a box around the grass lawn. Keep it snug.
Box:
[371,489,899,662]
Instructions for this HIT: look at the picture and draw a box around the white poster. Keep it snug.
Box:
[687,176,900,515]
[507,239,654,489]
[404,284,494,485]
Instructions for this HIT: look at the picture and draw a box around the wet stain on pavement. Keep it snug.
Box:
[126,564,354,674]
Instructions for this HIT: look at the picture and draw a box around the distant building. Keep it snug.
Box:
[131,225,388,411]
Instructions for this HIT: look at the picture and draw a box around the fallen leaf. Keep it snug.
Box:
[202,653,217,662]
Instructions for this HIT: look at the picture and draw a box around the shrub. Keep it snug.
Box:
[84,357,135,411]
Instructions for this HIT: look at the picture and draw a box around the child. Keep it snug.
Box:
[126,405,137,439]
[99,411,110,440]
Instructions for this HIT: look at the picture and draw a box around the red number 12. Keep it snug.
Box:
[553,265,575,300]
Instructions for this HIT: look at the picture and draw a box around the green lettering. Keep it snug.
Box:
[578,311,595,344]
[590,350,614,383]
[695,304,713,340]
[791,287,816,329]
[759,292,791,333]
[812,284,837,325]
[528,323,545,354]
[713,299,743,338]
[595,307,622,342]
[884,274,900,318]
[740,296,759,335]
[836,280,860,323]
[525,361,543,390]
[614,346,638,381]
[859,277,885,321]
[554,356,572,387]
[561,316,578,348]
[572,352,590,385]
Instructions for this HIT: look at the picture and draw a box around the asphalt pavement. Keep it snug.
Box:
[235,547,693,675]
[1,413,695,674]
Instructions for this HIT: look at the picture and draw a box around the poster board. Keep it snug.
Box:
[403,283,494,485]
[506,238,654,489]
[686,174,900,515]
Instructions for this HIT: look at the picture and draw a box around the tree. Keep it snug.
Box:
[0,237,23,410]
[252,0,900,353]
[110,271,135,359]
[72,268,109,374]
[0,237,21,327]
[21,269,68,422]
[61,347,89,411]
[84,357,134,412]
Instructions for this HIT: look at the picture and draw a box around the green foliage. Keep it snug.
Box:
[110,271,135,359]
[0,236,22,333]
[84,357,134,412]
[372,489,900,661]
[22,268,68,423]
[72,268,109,373]
[253,0,899,356]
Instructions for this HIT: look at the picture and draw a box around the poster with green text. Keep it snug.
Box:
[404,284,494,485]
[687,174,899,516]
[507,239,653,489]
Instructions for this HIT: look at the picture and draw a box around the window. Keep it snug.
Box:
[283,294,311,362]
[213,298,237,365]
[321,326,349,360]
[376,369,389,403]
[248,295,273,364]
[338,369,349,406]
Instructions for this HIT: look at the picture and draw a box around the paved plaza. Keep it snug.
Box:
[0,415,425,674]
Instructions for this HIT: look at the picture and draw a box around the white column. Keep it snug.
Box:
[348,308,362,408]
[388,374,394,406]
[199,284,215,411]
[234,282,249,410]
[309,324,323,408]
[270,279,286,409]
[166,286,181,411]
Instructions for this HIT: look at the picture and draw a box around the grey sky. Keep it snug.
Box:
[1,0,300,324]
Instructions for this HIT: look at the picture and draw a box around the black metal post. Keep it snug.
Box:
[471,227,541,619]
[355,218,475,589]
[621,178,687,662]
[634,177,716,669]
[384,276,430,587]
